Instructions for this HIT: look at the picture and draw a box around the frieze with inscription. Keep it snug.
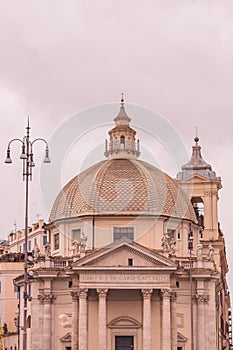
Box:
[79,273,169,284]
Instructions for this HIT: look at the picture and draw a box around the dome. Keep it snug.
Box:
[50,158,196,223]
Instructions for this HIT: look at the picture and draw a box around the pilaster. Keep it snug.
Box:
[161,289,171,350]
[97,288,108,350]
[71,291,79,350]
[170,292,177,350]
[78,288,88,350]
[195,293,209,350]
[38,293,56,350]
[142,289,153,350]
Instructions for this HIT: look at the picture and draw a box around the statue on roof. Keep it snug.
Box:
[170,238,176,256]
[207,244,214,261]
[32,243,40,259]
[161,232,170,253]
[80,232,88,251]
[45,242,51,259]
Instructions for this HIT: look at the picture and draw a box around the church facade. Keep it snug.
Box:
[15,100,231,350]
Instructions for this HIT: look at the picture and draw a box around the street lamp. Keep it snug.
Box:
[4,120,51,350]
[188,223,194,350]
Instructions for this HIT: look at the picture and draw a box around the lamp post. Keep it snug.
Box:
[188,223,194,350]
[5,120,51,350]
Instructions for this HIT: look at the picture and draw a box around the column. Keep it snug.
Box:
[161,289,171,350]
[71,291,79,350]
[196,294,209,350]
[34,295,44,350]
[97,288,108,350]
[38,293,56,350]
[78,288,88,350]
[142,289,153,350]
[170,292,177,350]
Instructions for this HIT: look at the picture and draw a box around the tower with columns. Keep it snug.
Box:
[14,99,231,350]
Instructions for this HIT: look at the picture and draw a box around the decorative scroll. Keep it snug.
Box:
[160,289,171,298]
[78,288,88,299]
[97,288,108,299]
[70,291,79,302]
[141,289,153,299]
[38,293,56,304]
[195,294,209,303]
[170,291,177,302]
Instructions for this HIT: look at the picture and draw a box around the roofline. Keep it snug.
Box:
[49,214,198,226]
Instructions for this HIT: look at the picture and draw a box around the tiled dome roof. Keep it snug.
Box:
[50,158,196,222]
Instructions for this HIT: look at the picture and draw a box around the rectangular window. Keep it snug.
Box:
[19,245,22,253]
[71,229,81,241]
[14,284,19,293]
[113,227,134,241]
[34,238,37,245]
[43,235,47,246]
[28,240,31,251]
[128,258,133,266]
[54,233,59,250]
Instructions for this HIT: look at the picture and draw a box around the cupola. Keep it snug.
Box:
[104,95,140,159]
[177,136,217,180]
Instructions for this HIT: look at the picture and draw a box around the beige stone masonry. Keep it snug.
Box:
[97,288,108,350]
[78,288,88,350]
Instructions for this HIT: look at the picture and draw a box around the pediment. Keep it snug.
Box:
[108,316,141,329]
[177,332,188,343]
[181,173,217,183]
[73,238,177,270]
[60,332,71,343]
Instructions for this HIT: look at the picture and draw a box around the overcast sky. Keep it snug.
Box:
[0,0,233,289]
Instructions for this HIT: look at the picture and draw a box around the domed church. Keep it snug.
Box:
[16,99,231,350]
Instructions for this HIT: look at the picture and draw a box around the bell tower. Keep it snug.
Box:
[177,136,222,240]
[104,95,140,160]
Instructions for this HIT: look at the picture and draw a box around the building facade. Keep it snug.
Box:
[8,219,47,255]
[14,100,231,350]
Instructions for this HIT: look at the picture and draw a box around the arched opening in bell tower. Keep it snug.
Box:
[191,197,204,228]
[120,135,125,149]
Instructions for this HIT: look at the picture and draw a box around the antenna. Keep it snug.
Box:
[14,220,17,232]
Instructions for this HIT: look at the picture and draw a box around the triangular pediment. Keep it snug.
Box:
[73,238,177,270]
[177,332,188,343]
[180,172,220,184]
[60,332,71,343]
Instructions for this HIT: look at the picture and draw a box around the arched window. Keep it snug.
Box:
[120,135,125,149]
[191,197,204,227]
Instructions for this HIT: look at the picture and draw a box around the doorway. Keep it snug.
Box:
[115,336,134,349]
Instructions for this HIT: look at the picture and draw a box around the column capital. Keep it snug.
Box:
[141,289,153,299]
[170,291,177,301]
[71,291,79,302]
[78,288,88,299]
[97,288,108,298]
[195,293,209,303]
[160,288,172,298]
[38,293,56,304]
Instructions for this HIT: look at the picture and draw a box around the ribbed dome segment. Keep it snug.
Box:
[50,159,196,223]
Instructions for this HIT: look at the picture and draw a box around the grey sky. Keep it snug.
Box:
[0,0,233,288]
